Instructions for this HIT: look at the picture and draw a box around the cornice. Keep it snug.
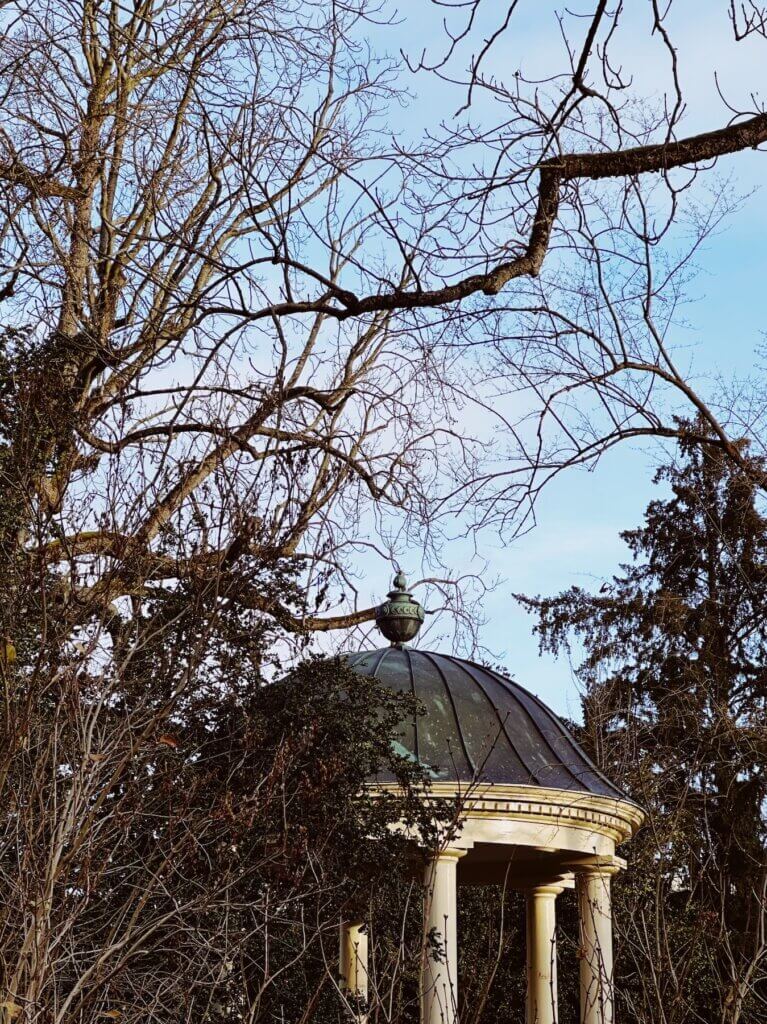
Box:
[369,781,645,845]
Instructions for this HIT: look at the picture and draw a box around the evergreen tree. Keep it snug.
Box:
[520,429,767,1024]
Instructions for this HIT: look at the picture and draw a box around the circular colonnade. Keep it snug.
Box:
[337,577,643,1024]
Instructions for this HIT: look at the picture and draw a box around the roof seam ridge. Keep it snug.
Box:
[439,652,546,788]
[419,650,476,778]
[440,654,594,793]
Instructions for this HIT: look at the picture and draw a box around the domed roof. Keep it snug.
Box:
[346,646,626,800]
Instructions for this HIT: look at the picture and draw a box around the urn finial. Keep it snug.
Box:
[375,571,425,645]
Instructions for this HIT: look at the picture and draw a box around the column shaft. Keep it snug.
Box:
[577,871,615,1024]
[422,850,465,1024]
[526,885,562,1024]
[340,920,368,1016]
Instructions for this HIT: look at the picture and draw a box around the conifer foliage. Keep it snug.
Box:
[520,428,767,1024]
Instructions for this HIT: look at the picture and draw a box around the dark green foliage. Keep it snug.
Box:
[457,885,527,1023]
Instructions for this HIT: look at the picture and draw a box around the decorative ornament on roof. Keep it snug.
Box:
[375,571,425,646]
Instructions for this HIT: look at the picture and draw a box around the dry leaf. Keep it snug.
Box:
[157,734,179,749]
[87,753,107,763]
[3,641,16,664]
[101,1012,122,1020]
[0,1001,22,1020]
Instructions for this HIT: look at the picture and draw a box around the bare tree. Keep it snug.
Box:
[0,0,765,636]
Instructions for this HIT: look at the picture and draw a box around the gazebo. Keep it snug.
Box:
[339,575,644,1024]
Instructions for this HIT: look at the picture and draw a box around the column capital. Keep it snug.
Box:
[578,866,620,881]
[430,846,468,863]
[528,882,566,898]
[568,854,625,878]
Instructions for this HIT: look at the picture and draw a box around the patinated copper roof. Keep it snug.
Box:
[346,646,626,799]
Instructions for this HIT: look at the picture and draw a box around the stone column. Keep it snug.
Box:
[340,920,368,1019]
[577,868,617,1024]
[526,884,564,1024]
[422,849,466,1024]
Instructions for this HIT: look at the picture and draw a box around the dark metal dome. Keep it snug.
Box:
[346,647,626,799]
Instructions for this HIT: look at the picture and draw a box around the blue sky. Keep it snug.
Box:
[489,145,767,717]
[343,2,767,716]
[477,160,766,715]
